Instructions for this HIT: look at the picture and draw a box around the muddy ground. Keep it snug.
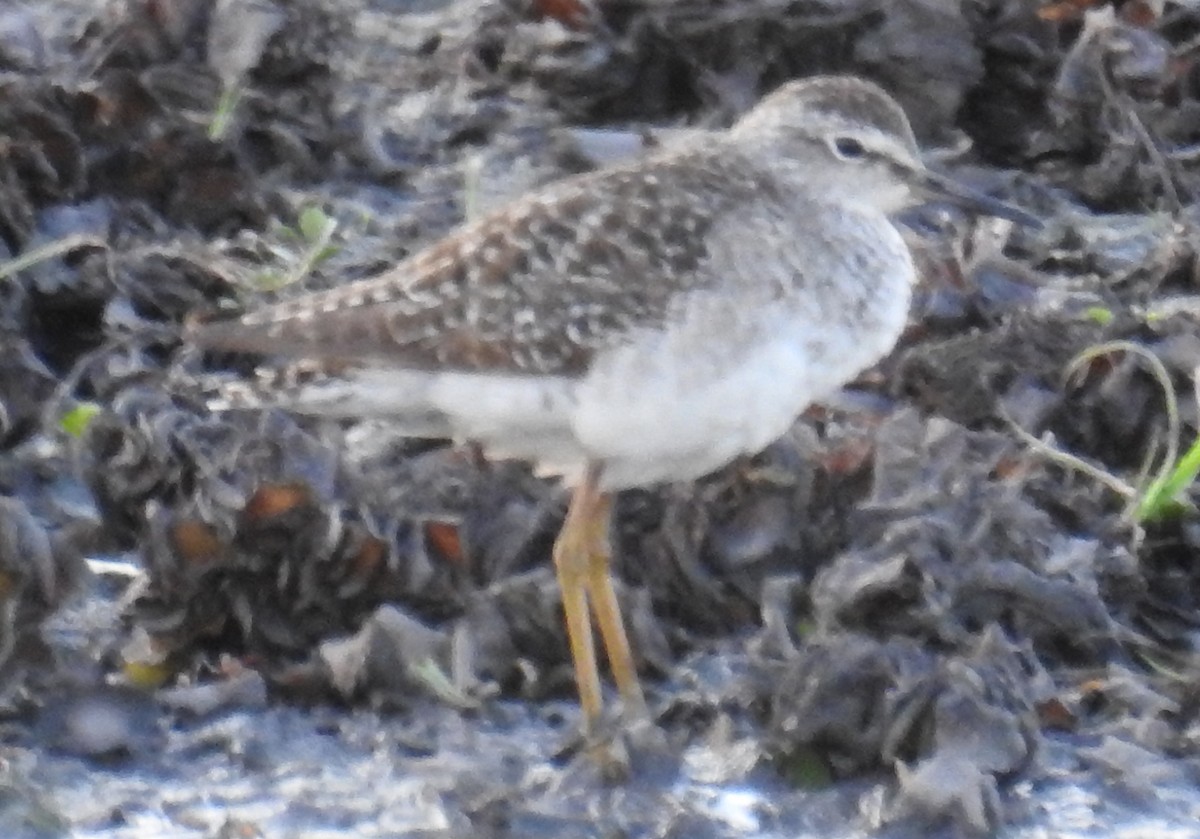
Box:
[3,0,1200,836]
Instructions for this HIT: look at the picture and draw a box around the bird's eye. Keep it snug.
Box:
[832,136,867,160]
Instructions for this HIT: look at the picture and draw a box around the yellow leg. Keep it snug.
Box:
[552,462,645,732]
[584,493,646,713]
[553,479,603,726]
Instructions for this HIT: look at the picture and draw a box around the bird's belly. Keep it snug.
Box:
[571,294,909,491]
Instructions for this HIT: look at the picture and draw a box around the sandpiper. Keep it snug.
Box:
[186,75,1036,733]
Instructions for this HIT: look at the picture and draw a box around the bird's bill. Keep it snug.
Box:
[920,169,1042,228]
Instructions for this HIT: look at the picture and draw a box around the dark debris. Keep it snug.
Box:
[4,0,1200,835]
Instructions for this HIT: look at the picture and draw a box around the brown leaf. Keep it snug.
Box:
[1036,697,1078,730]
[241,481,313,522]
[350,534,387,579]
[531,0,594,30]
[424,519,465,566]
[1036,0,1106,22]
[169,519,223,565]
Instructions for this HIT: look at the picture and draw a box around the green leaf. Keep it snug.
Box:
[207,84,243,142]
[60,403,101,437]
[298,206,332,244]
[407,657,478,710]
[252,270,288,291]
[1136,434,1200,522]
[777,745,834,788]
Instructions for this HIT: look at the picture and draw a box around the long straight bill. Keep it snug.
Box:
[920,169,1042,229]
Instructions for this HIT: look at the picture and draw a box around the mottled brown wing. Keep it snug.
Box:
[186,147,775,376]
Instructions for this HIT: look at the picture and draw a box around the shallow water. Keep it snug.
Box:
[11,692,1198,839]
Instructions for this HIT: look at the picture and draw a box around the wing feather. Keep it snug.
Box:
[186,145,775,376]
